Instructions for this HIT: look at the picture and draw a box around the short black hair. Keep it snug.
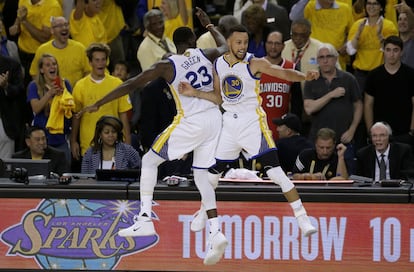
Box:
[25,126,46,139]
[113,60,130,73]
[173,26,194,46]
[383,35,403,51]
[228,24,248,37]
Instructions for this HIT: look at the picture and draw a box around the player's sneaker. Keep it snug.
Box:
[191,208,207,232]
[203,231,228,265]
[118,215,156,237]
[297,214,317,237]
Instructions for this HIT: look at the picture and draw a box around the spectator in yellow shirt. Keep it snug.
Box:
[346,0,398,91]
[70,43,132,164]
[70,0,107,48]
[30,16,91,87]
[98,0,126,69]
[8,0,62,86]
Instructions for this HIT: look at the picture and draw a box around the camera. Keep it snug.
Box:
[10,167,29,184]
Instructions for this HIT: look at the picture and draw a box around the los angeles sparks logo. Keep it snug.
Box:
[222,75,243,101]
[0,199,159,270]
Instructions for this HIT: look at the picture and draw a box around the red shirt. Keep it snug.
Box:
[259,59,295,140]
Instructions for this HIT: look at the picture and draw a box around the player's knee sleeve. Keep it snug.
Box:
[259,150,280,168]
[208,160,229,174]
[140,168,157,194]
[266,166,294,193]
[140,150,164,193]
[208,160,229,188]
[142,149,165,168]
[208,172,220,189]
[193,169,217,211]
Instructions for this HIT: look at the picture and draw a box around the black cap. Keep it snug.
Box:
[273,113,302,133]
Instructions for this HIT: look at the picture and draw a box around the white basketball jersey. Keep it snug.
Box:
[214,53,262,113]
[167,48,218,117]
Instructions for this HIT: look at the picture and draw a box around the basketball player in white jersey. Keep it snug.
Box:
[82,8,228,265]
[180,24,319,237]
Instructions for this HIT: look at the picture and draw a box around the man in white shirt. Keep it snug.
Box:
[137,9,176,70]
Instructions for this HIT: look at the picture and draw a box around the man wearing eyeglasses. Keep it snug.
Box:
[356,122,414,181]
[282,18,325,136]
[282,18,322,80]
[260,30,303,142]
[303,43,362,173]
[289,0,354,70]
[29,16,91,87]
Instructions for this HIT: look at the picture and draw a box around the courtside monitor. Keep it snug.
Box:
[1,158,51,178]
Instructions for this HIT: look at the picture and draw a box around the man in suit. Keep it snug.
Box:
[356,122,414,181]
[12,126,69,175]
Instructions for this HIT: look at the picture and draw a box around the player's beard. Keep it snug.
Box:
[231,48,246,61]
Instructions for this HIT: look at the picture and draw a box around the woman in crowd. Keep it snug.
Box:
[81,115,141,174]
[27,53,73,163]
[346,0,398,90]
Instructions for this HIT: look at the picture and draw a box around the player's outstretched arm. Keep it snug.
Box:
[251,57,319,82]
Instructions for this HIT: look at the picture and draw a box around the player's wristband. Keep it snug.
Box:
[205,23,214,29]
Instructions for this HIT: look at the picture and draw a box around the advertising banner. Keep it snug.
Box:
[0,198,413,271]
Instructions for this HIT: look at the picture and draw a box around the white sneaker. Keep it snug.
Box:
[118,215,156,237]
[297,214,317,237]
[204,231,228,265]
[191,208,207,232]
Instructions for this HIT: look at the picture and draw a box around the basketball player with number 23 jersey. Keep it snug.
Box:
[82,8,231,266]
[180,24,320,238]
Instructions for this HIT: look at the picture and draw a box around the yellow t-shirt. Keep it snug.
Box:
[30,39,91,87]
[343,0,398,26]
[73,74,132,155]
[98,0,126,43]
[384,0,398,28]
[348,18,398,71]
[305,0,354,69]
[69,9,107,48]
[17,0,63,53]
[305,1,354,50]
[336,0,352,6]
[164,15,186,41]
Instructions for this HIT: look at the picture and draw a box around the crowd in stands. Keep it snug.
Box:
[0,0,413,182]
